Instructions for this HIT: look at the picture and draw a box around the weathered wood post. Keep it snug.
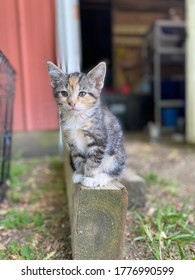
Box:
[64,150,128,260]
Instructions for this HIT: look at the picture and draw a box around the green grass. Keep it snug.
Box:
[49,156,63,171]
[0,240,56,260]
[0,156,69,260]
[133,204,195,260]
[132,170,195,259]
[7,191,23,203]
[6,157,57,203]
[145,172,178,188]
[144,171,178,195]
[8,242,35,260]
[6,159,36,200]
[0,209,44,229]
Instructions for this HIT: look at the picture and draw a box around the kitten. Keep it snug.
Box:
[47,61,126,187]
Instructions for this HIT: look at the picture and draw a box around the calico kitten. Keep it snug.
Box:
[47,61,126,187]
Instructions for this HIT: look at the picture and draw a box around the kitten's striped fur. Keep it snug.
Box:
[47,61,126,187]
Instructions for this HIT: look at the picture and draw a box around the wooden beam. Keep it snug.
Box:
[113,36,143,47]
[113,24,149,36]
[186,0,195,143]
[64,151,128,260]
[112,10,167,28]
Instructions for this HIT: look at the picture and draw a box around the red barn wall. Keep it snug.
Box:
[0,0,58,131]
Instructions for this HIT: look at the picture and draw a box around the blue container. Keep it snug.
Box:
[162,108,179,127]
[161,79,177,99]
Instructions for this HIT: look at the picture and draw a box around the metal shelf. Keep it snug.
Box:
[158,100,184,108]
[158,47,185,55]
[142,19,185,130]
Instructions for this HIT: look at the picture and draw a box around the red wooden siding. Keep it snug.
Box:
[0,0,58,131]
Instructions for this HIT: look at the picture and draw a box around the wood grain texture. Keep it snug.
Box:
[64,150,128,260]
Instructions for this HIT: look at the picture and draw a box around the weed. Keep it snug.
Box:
[8,242,20,257]
[7,242,35,260]
[145,172,178,188]
[49,157,63,171]
[32,211,44,227]
[20,245,35,260]
[0,155,70,260]
[10,163,26,177]
[1,209,44,229]
[9,158,39,190]
[145,172,159,184]
[134,205,195,260]
[7,191,23,203]
[0,251,7,260]
[12,151,22,160]
[0,238,53,260]
[144,172,178,195]
[1,209,31,228]
[9,165,28,190]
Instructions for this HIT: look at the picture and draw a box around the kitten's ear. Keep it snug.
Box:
[87,62,106,91]
[47,61,66,89]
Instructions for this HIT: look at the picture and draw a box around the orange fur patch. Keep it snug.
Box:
[67,75,79,92]
[80,95,95,107]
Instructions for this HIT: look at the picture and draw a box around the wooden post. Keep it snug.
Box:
[186,0,195,143]
[64,151,128,260]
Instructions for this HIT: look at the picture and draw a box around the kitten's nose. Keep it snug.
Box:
[68,101,75,109]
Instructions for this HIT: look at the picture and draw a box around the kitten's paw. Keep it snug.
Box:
[81,174,112,187]
[82,177,99,187]
[73,172,83,184]
[96,173,112,186]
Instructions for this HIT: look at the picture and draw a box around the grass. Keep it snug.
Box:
[7,242,35,260]
[6,191,23,203]
[134,205,195,259]
[144,171,179,196]
[0,241,55,260]
[0,156,71,260]
[1,209,31,228]
[0,208,44,229]
[133,171,195,260]
[6,157,62,203]
[144,172,178,189]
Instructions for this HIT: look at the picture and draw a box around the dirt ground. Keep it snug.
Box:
[124,135,195,259]
[126,136,195,193]
[0,133,195,259]
[0,157,72,260]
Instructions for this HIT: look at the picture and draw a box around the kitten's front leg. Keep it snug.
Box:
[70,151,86,184]
[82,147,111,187]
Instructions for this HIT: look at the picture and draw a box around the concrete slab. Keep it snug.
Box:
[12,130,59,157]
[120,170,146,208]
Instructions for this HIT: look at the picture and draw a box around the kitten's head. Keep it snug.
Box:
[47,62,106,112]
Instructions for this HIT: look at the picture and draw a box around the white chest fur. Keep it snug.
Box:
[68,129,87,152]
[62,114,89,153]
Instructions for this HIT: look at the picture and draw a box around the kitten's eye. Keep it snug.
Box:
[61,91,68,97]
[79,91,87,97]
